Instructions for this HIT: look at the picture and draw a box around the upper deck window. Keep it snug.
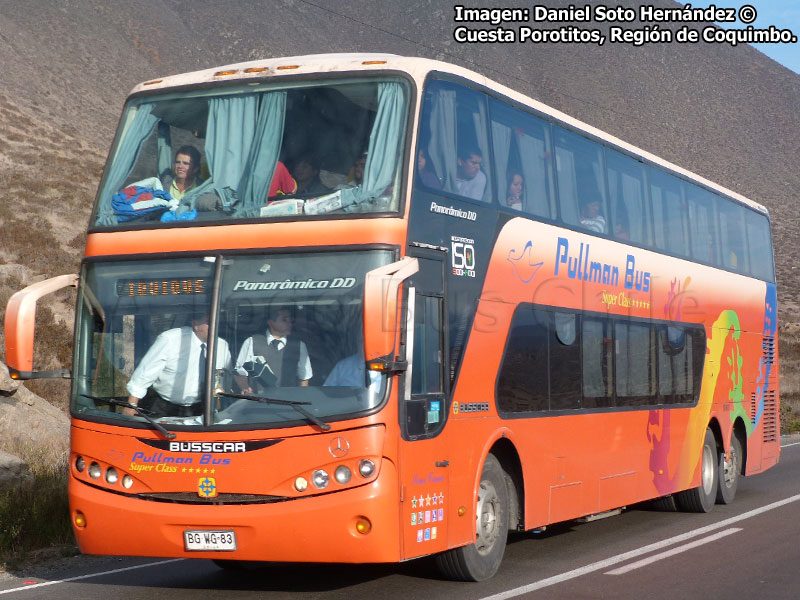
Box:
[92,77,410,228]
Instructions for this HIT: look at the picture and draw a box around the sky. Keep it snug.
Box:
[711,1,800,74]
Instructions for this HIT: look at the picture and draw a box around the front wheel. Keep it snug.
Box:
[716,433,742,505]
[435,454,509,581]
[675,428,718,513]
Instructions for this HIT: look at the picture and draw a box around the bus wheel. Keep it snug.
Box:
[675,428,718,513]
[716,433,742,505]
[435,454,508,581]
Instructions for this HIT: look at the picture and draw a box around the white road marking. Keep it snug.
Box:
[0,559,184,595]
[604,527,742,575]
[478,493,800,600]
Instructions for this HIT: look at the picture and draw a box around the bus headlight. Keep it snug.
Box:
[122,475,134,489]
[334,465,352,484]
[105,467,119,485]
[88,462,102,479]
[75,456,85,473]
[358,459,375,478]
[295,477,309,492]
[312,469,329,489]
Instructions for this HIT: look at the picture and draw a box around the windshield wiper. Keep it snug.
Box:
[80,394,176,440]
[219,392,331,431]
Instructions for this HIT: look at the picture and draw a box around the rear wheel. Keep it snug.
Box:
[435,454,509,581]
[716,433,742,505]
[675,428,718,513]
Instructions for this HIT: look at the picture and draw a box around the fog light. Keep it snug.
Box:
[335,465,352,484]
[295,477,308,492]
[74,511,86,528]
[88,462,101,479]
[312,469,329,489]
[105,467,118,485]
[355,517,372,534]
[75,456,85,473]
[122,475,134,489]
[358,459,375,478]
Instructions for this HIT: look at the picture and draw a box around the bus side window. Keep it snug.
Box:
[554,127,608,233]
[582,316,613,408]
[489,98,556,218]
[686,185,720,266]
[606,148,650,245]
[615,321,656,406]
[745,210,774,280]
[420,80,493,202]
[649,167,689,258]
[718,198,748,273]
[549,311,581,410]
[497,306,549,413]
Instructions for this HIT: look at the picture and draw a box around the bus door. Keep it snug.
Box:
[398,248,451,558]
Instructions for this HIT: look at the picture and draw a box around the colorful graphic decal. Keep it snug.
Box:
[752,283,778,427]
[452,236,476,277]
[410,491,445,542]
[649,283,776,491]
[198,477,218,498]
[507,240,544,283]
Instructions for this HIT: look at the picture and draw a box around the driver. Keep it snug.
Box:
[124,312,231,417]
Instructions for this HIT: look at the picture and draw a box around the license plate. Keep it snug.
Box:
[184,530,237,551]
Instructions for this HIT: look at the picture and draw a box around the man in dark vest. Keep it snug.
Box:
[234,306,312,392]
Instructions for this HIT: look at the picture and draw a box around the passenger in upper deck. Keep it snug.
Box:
[291,155,331,196]
[506,171,524,211]
[416,147,442,190]
[336,152,367,190]
[580,198,607,234]
[455,146,487,201]
[267,160,298,198]
[162,146,204,202]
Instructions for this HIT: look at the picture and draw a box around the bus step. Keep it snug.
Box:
[577,508,625,523]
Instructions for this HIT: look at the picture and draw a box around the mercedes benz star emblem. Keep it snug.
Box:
[329,436,350,458]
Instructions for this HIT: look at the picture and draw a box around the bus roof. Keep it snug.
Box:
[131,53,767,216]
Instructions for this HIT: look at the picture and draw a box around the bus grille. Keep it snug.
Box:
[136,492,291,505]
[762,390,778,443]
[762,336,776,365]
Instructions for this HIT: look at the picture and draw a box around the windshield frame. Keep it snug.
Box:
[70,245,399,433]
[88,70,417,233]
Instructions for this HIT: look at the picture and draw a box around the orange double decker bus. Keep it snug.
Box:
[5,54,778,581]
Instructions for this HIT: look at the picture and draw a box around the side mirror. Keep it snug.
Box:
[362,257,418,365]
[4,274,78,380]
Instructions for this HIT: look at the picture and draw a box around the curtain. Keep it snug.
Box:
[491,121,511,204]
[236,91,287,217]
[156,122,172,180]
[339,82,405,210]
[184,93,259,210]
[517,131,550,217]
[472,100,491,201]
[428,89,457,194]
[95,103,158,226]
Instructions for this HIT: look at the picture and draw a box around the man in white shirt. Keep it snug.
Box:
[455,146,487,201]
[125,313,231,417]
[234,306,313,392]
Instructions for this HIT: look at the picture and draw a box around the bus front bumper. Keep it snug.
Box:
[69,459,401,563]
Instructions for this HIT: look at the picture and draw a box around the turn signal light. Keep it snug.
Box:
[355,517,372,534]
[74,511,87,528]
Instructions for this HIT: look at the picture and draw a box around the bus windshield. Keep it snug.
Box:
[92,77,409,228]
[71,250,393,429]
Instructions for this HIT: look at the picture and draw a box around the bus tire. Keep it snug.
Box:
[435,454,509,581]
[716,433,742,505]
[675,428,718,513]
